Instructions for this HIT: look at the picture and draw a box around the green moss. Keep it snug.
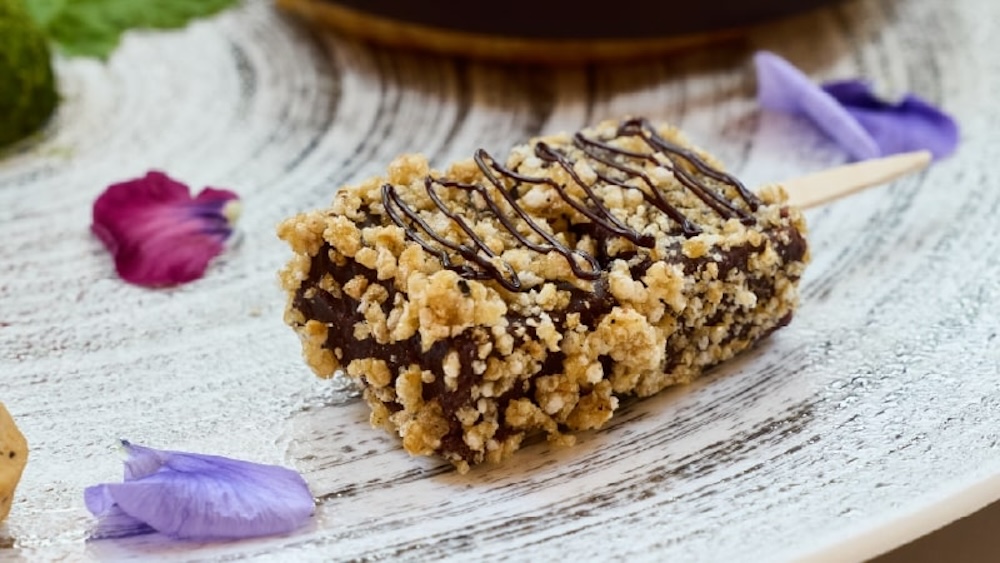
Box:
[0,0,58,148]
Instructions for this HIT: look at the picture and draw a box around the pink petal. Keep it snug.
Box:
[91,171,240,287]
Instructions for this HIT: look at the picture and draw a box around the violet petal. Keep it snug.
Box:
[84,485,156,539]
[753,51,958,161]
[754,51,879,160]
[91,171,241,287]
[86,442,314,540]
[120,439,169,481]
[822,80,959,160]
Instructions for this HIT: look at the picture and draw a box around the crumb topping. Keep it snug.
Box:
[279,118,809,472]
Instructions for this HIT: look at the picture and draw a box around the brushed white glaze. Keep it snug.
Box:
[2,0,998,560]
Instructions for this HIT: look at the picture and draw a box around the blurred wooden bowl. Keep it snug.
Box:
[277,0,845,63]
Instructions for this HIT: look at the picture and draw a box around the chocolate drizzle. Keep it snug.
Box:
[382,118,763,291]
[383,181,521,289]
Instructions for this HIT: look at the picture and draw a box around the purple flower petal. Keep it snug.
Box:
[91,171,241,287]
[754,51,879,160]
[754,51,959,161]
[85,441,314,541]
[119,440,170,481]
[822,80,959,160]
[84,486,156,539]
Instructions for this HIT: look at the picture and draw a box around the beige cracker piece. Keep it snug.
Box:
[0,402,29,522]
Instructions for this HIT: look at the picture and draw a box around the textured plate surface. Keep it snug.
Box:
[2,0,998,560]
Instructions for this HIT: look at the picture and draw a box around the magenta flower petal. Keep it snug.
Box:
[91,171,241,287]
[753,51,959,161]
[84,441,314,541]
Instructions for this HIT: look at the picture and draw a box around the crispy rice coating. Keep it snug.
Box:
[279,118,809,472]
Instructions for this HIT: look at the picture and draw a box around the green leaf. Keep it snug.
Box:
[32,0,241,60]
[22,0,66,27]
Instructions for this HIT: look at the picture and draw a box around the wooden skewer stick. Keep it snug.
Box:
[778,150,933,209]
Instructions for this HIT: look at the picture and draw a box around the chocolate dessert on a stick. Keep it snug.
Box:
[279,117,928,472]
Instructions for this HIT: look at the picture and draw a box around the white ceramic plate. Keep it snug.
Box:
[3,1,997,560]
